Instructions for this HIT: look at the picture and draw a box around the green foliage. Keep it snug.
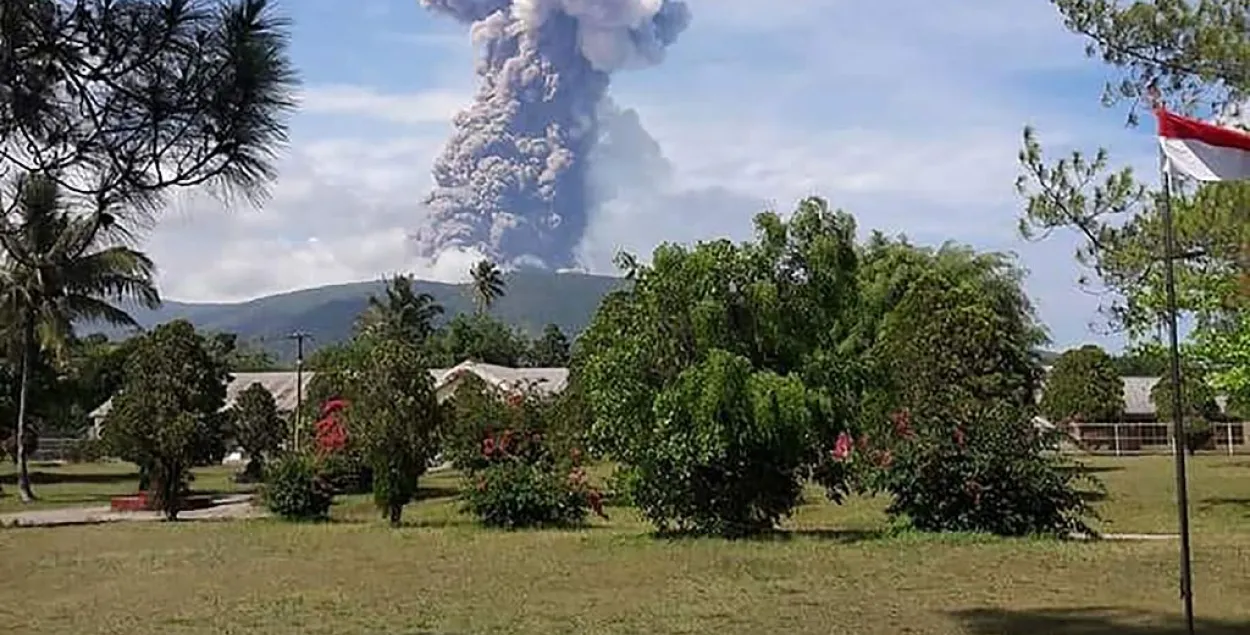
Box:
[0,0,299,215]
[1019,4,1250,392]
[578,198,864,536]
[232,382,285,482]
[1051,0,1250,114]
[858,407,1097,537]
[101,320,229,519]
[470,260,506,312]
[454,384,602,529]
[1150,367,1222,453]
[356,273,443,342]
[346,336,442,526]
[1110,348,1169,376]
[261,453,336,521]
[528,323,571,367]
[461,460,593,529]
[0,172,160,499]
[869,264,1045,423]
[636,351,815,537]
[425,313,529,367]
[1041,345,1125,423]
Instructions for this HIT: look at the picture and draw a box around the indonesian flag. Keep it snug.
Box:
[1157,106,1250,181]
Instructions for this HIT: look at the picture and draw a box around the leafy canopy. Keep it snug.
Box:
[576,197,862,535]
[1041,345,1126,424]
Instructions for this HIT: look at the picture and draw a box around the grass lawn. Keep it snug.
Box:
[1,456,1248,634]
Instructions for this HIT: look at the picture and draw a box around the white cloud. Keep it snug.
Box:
[300,85,469,124]
[142,0,1150,349]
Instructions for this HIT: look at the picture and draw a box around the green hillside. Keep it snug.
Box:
[86,270,627,362]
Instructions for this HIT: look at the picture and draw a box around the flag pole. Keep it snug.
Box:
[1157,130,1196,635]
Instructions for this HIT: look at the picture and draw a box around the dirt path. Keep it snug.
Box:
[0,494,268,528]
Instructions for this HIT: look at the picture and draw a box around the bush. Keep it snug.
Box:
[854,408,1096,537]
[261,454,336,521]
[320,452,373,494]
[462,461,591,528]
[458,406,606,529]
[613,352,814,538]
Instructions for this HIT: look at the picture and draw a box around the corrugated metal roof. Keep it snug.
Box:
[89,361,571,421]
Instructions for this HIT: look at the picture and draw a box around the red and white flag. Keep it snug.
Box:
[1157,107,1250,181]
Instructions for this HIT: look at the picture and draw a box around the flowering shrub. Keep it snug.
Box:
[457,388,607,528]
[261,453,336,521]
[312,397,372,494]
[848,407,1097,537]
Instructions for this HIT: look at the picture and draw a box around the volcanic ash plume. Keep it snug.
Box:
[413,0,691,270]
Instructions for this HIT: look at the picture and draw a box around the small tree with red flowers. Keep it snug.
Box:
[311,396,372,494]
[855,270,1097,537]
[455,379,606,528]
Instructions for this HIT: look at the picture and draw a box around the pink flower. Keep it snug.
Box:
[831,432,853,461]
[953,426,966,449]
[482,437,497,457]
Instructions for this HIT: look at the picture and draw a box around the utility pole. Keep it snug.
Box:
[287,331,312,451]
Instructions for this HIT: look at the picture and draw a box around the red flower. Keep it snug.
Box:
[831,432,853,461]
[587,490,608,519]
[482,437,497,457]
[314,416,348,454]
[891,409,916,440]
[874,448,893,468]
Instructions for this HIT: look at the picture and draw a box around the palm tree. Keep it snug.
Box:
[469,260,505,313]
[0,174,160,502]
[358,273,443,342]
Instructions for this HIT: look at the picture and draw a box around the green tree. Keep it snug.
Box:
[0,174,159,502]
[205,332,277,372]
[1111,348,1170,376]
[357,273,443,342]
[232,382,284,482]
[0,0,299,221]
[1041,345,1126,424]
[102,321,230,519]
[469,260,505,313]
[576,197,863,536]
[528,323,570,367]
[868,250,1046,424]
[347,336,442,526]
[1151,366,1222,455]
[427,313,528,367]
[1018,2,1250,397]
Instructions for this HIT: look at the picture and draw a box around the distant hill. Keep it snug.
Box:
[86,270,628,362]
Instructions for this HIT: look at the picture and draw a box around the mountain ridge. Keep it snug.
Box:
[85,270,629,362]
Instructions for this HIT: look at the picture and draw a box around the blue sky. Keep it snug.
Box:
[148,0,1162,351]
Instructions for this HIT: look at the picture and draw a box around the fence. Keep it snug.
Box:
[25,437,84,463]
[1060,421,1249,456]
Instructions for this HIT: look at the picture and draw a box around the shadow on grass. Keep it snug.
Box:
[1063,465,1125,475]
[0,470,138,486]
[953,607,1250,635]
[416,485,460,501]
[1198,497,1250,515]
[651,528,891,544]
[1079,488,1109,503]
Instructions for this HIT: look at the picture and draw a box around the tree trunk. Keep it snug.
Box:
[15,312,36,502]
